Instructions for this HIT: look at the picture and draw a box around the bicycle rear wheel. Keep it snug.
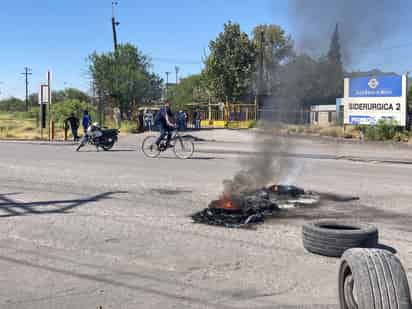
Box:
[142,136,161,158]
[173,136,194,159]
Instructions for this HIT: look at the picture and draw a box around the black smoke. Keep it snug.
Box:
[288,0,405,65]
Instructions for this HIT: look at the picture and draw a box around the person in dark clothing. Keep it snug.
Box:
[177,110,185,131]
[184,111,189,130]
[195,109,201,129]
[192,111,198,128]
[137,110,145,132]
[65,113,80,141]
[155,101,176,146]
[82,110,92,134]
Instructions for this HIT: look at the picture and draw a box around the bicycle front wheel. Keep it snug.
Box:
[142,135,161,158]
[173,136,194,159]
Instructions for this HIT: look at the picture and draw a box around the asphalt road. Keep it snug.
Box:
[1,130,412,309]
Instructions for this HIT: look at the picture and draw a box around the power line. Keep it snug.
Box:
[111,1,120,52]
[21,67,32,111]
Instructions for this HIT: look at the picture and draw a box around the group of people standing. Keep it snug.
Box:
[137,108,202,132]
[64,110,92,141]
[64,105,204,141]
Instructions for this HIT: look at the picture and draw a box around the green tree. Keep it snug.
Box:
[0,97,25,111]
[89,43,162,113]
[28,93,38,106]
[325,23,344,99]
[51,88,91,104]
[51,99,96,124]
[204,22,256,103]
[251,24,294,95]
[276,54,323,108]
[168,74,209,108]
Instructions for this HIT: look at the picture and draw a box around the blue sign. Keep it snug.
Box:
[349,115,376,125]
[349,75,402,97]
[349,115,395,125]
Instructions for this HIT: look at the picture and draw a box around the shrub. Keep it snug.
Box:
[394,131,410,142]
[363,119,398,141]
[248,120,257,128]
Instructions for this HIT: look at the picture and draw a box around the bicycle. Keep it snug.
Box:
[141,129,195,159]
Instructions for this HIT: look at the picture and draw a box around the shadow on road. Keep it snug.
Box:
[0,191,127,218]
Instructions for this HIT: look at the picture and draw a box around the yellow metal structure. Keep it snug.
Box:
[194,101,257,128]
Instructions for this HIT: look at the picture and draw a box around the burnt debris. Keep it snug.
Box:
[192,185,317,229]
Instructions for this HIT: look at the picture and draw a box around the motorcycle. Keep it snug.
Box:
[76,123,119,151]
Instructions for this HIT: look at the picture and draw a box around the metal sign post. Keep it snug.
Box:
[47,71,52,141]
[39,84,49,140]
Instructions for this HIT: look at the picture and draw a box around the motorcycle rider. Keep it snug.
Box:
[155,100,176,148]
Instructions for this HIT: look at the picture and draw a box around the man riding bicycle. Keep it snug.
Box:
[155,100,176,148]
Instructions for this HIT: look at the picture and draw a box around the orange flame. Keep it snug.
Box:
[216,193,239,210]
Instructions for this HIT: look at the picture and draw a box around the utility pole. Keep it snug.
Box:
[175,66,180,84]
[258,30,265,102]
[165,71,171,98]
[112,1,120,52]
[21,67,32,111]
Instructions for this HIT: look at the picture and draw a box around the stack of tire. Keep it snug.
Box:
[302,220,412,308]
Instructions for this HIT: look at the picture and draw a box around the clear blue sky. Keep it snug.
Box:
[1,0,411,99]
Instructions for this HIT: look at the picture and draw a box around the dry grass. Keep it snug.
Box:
[268,123,363,140]
[0,113,138,140]
[319,127,344,138]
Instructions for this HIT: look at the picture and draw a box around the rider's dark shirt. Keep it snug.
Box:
[158,107,174,128]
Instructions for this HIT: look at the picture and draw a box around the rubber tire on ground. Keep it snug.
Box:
[339,248,411,309]
[302,220,378,257]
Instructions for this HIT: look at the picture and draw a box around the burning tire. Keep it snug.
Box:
[339,248,411,309]
[302,220,378,257]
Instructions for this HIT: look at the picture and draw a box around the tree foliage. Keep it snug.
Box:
[89,43,163,113]
[168,74,209,108]
[52,88,91,103]
[51,99,96,124]
[324,24,344,99]
[276,54,323,108]
[0,97,25,111]
[251,24,294,95]
[203,22,256,103]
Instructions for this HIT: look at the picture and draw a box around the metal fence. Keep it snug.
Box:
[189,103,257,122]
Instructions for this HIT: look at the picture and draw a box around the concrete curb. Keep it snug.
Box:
[0,139,77,146]
[196,148,412,165]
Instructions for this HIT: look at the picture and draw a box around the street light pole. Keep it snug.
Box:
[165,71,171,98]
[175,66,180,84]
